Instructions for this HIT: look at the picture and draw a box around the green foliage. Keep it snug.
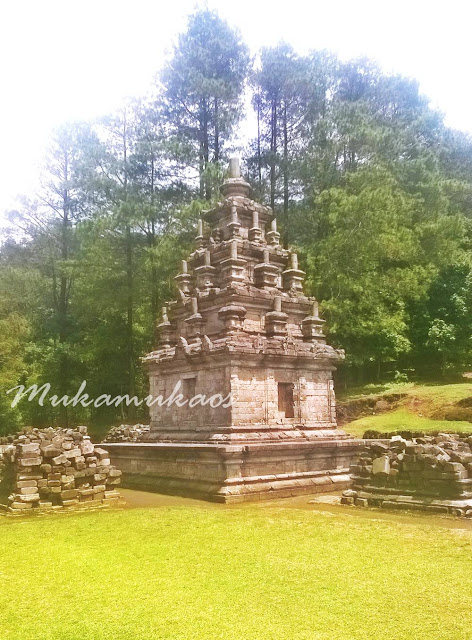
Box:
[410,266,472,371]
[0,105,196,431]
[302,164,468,370]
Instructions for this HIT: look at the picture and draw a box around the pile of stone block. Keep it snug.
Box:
[0,427,122,515]
[342,433,472,517]
[362,428,472,440]
[103,423,150,443]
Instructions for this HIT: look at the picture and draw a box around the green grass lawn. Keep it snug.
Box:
[339,381,472,406]
[0,506,471,640]
[341,382,472,437]
[346,408,472,437]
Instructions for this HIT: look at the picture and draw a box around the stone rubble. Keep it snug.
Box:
[103,424,150,443]
[0,426,123,515]
[342,433,472,517]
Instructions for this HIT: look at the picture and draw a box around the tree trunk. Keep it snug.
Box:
[270,97,277,212]
[282,100,289,246]
[357,365,364,386]
[58,149,70,426]
[122,111,135,419]
[149,151,158,340]
[256,94,262,190]
[203,99,210,200]
[126,225,135,419]
[150,220,158,343]
[199,100,205,199]
[214,98,219,164]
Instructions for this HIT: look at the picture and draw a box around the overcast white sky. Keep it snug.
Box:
[1,0,471,216]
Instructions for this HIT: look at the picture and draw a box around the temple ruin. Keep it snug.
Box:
[105,159,360,501]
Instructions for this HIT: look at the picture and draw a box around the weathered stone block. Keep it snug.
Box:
[104,490,121,499]
[10,501,33,510]
[17,480,37,488]
[41,446,62,458]
[17,443,40,454]
[372,456,390,475]
[19,486,39,495]
[61,489,78,500]
[62,499,79,507]
[78,488,95,497]
[64,448,81,459]
[16,493,40,503]
[80,440,94,456]
[18,457,42,467]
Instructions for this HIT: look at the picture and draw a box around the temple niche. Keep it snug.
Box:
[107,159,360,501]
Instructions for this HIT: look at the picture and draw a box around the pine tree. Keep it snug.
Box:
[160,9,250,199]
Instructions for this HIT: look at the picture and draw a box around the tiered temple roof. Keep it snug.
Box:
[145,158,344,368]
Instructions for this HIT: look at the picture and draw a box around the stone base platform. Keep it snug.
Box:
[343,490,472,517]
[104,439,362,503]
[0,497,127,517]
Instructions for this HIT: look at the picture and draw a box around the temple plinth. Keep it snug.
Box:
[106,160,361,502]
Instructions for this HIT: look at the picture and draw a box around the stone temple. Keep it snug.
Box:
[106,159,359,501]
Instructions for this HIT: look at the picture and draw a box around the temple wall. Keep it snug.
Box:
[230,368,268,424]
[299,374,336,424]
[149,365,231,433]
[230,366,336,428]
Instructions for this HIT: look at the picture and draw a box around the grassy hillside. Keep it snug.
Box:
[339,382,472,437]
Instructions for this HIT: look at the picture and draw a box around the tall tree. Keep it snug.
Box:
[85,107,140,416]
[131,98,193,335]
[161,9,250,199]
[250,45,330,243]
[4,123,96,424]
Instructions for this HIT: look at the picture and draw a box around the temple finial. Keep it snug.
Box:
[267,217,280,246]
[229,158,240,179]
[195,217,204,249]
[220,158,250,198]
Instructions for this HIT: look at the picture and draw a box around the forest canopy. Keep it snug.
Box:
[1,9,471,433]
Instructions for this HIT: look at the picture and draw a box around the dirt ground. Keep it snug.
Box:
[120,488,472,532]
